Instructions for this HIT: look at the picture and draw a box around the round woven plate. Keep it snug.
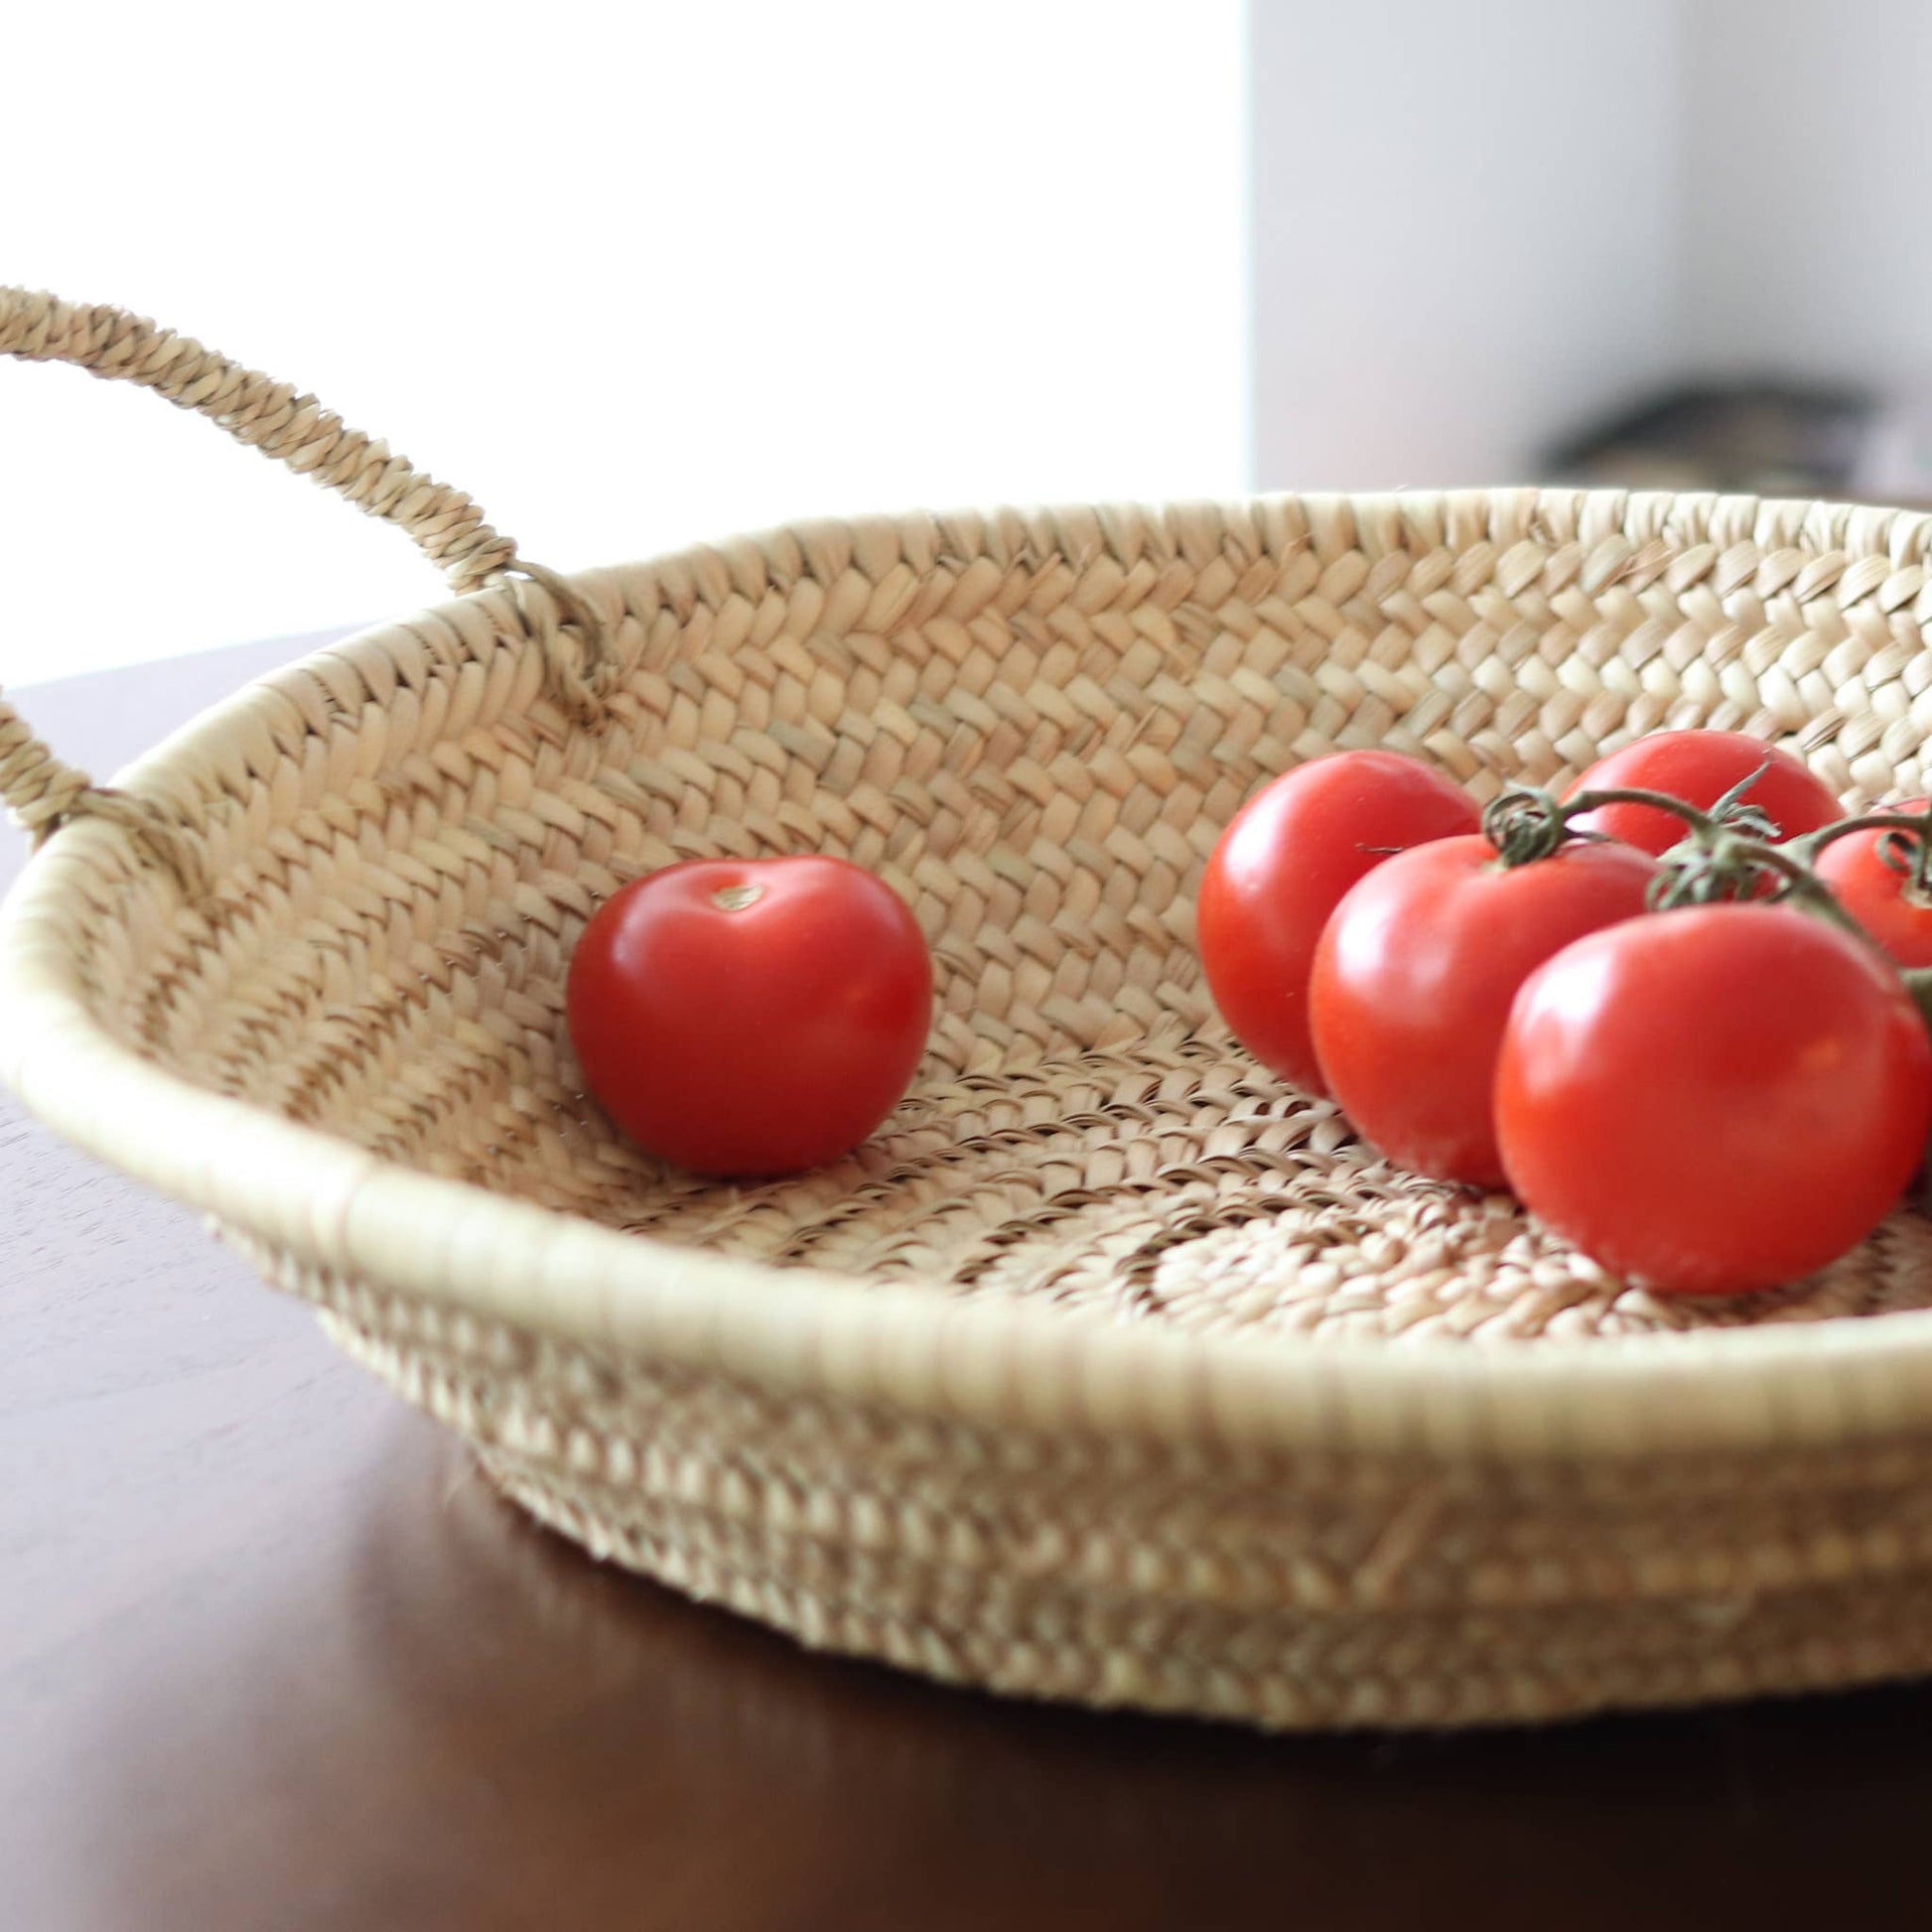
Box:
[10,290,1932,1729]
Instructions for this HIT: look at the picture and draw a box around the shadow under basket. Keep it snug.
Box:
[10,291,1932,1729]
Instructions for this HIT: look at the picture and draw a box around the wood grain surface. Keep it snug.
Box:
[4,635,1928,1931]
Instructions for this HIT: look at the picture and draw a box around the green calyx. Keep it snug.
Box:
[1480,786,1575,867]
[1481,780,1737,873]
[1482,771,1932,959]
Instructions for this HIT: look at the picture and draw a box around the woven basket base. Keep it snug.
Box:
[259,1006,1932,1728]
[307,1288,1932,1731]
[486,1456,1932,1731]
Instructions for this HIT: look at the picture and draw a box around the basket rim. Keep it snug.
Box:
[12,483,1932,1464]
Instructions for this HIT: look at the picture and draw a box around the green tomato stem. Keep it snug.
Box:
[1482,777,1925,962]
[1902,971,1932,1218]
[1480,782,1727,869]
[1652,835,1869,940]
[1904,966,1932,1033]
[1793,808,1932,899]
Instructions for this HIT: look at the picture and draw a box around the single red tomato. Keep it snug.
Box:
[1310,835,1657,1185]
[1564,730,1841,855]
[567,856,932,1176]
[1497,904,1932,1297]
[1814,800,1932,969]
[1196,751,1479,1093]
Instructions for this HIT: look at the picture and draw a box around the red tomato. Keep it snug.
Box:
[1310,835,1657,1185]
[567,856,932,1177]
[1565,730,1841,855]
[1497,904,1932,1296]
[1814,800,1932,969]
[1197,751,1479,1093]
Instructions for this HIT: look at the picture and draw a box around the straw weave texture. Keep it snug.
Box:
[11,290,1932,1725]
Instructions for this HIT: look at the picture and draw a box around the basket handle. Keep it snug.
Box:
[0,288,605,877]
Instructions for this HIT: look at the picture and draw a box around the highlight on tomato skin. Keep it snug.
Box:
[1494,904,1932,1298]
[1813,798,1932,969]
[1307,833,1658,1187]
[565,855,933,1179]
[1195,750,1480,1095]
[1563,730,1843,856]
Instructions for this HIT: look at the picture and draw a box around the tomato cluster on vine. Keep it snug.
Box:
[1198,731,1932,1298]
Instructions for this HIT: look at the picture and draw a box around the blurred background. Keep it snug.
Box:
[5,0,1930,687]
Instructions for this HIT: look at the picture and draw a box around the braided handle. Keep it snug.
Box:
[0,289,517,590]
[0,289,594,871]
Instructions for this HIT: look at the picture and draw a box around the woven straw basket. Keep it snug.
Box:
[14,290,1932,1732]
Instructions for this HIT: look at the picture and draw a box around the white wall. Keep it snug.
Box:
[1251,0,1688,490]
[1681,0,1932,387]
[1,2,1247,688]
[18,1,1919,693]
[1252,0,1932,493]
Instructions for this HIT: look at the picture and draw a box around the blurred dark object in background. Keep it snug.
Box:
[1542,383,1932,509]
[1547,383,1867,497]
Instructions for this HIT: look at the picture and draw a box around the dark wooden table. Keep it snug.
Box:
[6,637,1932,1931]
